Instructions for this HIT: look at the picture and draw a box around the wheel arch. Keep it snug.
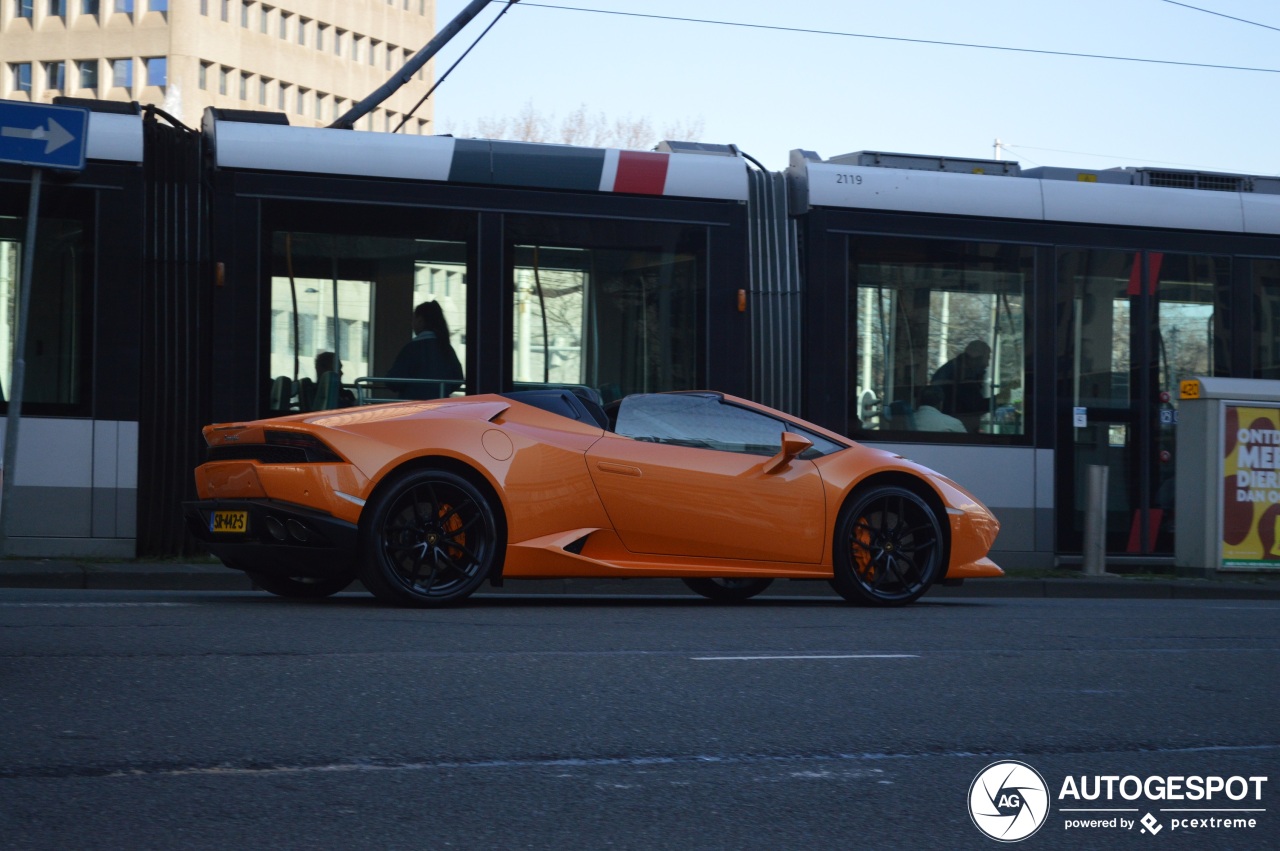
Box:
[360,454,510,581]
[834,470,952,568]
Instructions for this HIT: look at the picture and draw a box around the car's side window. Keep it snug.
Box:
[615,394,787,456]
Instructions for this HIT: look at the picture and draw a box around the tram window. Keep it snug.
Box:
[0,215,87,410]
[269,233,467,409]
[509,227,705,402]
[848,236,1032,438]
[1252,258,1280,380]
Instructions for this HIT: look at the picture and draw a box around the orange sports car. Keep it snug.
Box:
[183,390,1002,606]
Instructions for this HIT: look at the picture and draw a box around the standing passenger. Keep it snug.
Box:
[386,301,464,399]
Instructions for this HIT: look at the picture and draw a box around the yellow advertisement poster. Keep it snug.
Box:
[1222,405,1280,569]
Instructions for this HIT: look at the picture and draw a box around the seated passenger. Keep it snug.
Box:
[314,351,356,409]
[386,301,464,400]
[913,385,966,433]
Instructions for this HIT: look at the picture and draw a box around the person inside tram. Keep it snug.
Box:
[386,300,464,399]
[313,351,356,409]
[931,339,991,432]
[913,385,966,433]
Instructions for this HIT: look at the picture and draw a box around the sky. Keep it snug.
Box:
[426,0,1280,174]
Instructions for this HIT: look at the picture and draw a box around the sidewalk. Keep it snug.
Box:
[3,558,1280,599]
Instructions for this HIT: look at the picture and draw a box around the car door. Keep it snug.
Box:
[585,394,826,563]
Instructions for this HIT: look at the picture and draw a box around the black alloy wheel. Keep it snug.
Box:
[830,484,944,606]
[681,577,775,602]
[247,571,356,599]
[360,469,499,607]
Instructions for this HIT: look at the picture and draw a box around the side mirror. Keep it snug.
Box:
[762,431,813,474]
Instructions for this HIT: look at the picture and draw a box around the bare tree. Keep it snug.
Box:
[443,101,705,150]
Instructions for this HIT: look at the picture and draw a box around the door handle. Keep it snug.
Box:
[595,461,641,477]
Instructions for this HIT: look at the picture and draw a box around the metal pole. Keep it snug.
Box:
[1082,463,1109,576]
[0,167,42,554]
[330,0,513,130]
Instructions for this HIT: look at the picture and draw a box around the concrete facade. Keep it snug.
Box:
[1,0,437,133]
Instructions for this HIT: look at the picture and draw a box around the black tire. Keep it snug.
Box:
[681,577,774,601]
[359,468,499,607]
[829,484,944,606]
[247,571,355,599]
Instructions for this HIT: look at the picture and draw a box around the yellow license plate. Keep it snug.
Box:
[210,510,248,534]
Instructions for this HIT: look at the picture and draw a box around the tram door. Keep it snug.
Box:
[1056,248,1227,557]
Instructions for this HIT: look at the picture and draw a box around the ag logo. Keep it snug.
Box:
[968,760,1050,842]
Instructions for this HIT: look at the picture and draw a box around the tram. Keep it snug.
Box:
[3,98,1279,567]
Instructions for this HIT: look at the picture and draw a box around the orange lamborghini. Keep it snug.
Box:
[183,390,1002,606]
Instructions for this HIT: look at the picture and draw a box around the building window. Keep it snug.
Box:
[259,4,269,33]
[278,11,289,39]
[200,0,206,13]
[149,0,166,11]
[145,56,166,87]
[369,39,379,66]
[198,61,210,89]
[83,0,98,14]
[114,0,132,11]
[49,0,66,16]
[218,65,229,95]
[240,0,249,27]
[296,87,307,115]
[76,59,97,89]
[11,63,33,93]
[351,34,360,61]
[220,0,228,21]
[16,0,33,18]
[258,76,268,105]
[277,82,287,110]
[316,24,326,51]
[314,92,324,120]
[110,58,132,89]
[44,61,66,90]
[334,29,344,56]
[297,17,307,45]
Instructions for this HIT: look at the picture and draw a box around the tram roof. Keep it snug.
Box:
[788,148,1280,236]
[202,111,749,203]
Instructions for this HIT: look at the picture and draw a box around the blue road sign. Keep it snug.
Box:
[0,100,89,171]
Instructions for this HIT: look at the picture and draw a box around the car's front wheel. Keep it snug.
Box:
[829,484,944,606]
[247,572,355,599]
[359,468,499,607]
[681,577,774,601]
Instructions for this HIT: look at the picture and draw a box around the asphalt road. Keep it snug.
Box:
[1,589,1277,850]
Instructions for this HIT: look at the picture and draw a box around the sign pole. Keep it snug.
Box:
[0,167,43,555]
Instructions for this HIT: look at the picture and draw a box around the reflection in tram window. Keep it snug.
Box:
[511,238,704,401]
[0,216,86,410]
[848,236,1031,438]
[268,233,467,410]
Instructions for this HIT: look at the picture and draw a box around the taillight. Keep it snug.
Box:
[264,430,344,463]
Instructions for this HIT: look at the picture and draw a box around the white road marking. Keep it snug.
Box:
[691,654,919,661]
[0,602,196,608]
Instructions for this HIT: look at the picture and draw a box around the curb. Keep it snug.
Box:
[2,561,1280,599]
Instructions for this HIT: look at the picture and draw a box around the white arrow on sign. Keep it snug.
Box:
[0,118,76,154]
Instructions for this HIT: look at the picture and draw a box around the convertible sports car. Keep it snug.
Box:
[183,390,1002,606]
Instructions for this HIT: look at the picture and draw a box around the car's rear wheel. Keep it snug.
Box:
[829,484,944,606]
[681,577,774,601]
[247,571,355,599]
[359,468,498,607]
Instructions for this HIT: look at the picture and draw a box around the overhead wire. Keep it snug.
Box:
[513,2,1280,74]
[1158,0,1280,34]
[394,0,519,132]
